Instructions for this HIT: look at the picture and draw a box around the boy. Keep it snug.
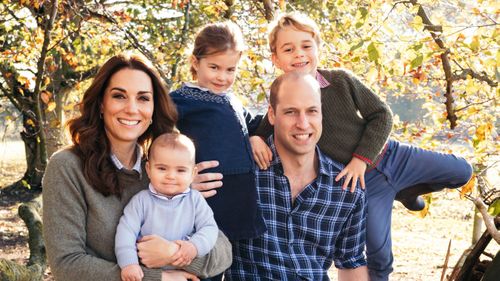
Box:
[251,12,472,281]
[115,133,218,281]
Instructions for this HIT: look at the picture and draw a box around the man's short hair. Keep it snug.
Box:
[268,12,322,54]
[269,72,320,110]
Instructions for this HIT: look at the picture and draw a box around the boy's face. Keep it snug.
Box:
[146,148,196,197]
[192,50,241,95]
[272,27,319,75]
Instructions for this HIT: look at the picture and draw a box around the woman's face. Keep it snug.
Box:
[101,68,154,150]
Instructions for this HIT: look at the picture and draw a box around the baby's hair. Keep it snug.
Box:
[269,72,320,110]
[148,132,196,164]
[268,12,322,54]
[190,21,246,79]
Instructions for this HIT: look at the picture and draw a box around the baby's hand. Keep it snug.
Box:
[250,136,272,169]
[170,240,198,267]
[121,264,144,281]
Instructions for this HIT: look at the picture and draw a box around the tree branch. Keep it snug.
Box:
[84,6,169,82]
[453,69,498,88]
[410,0,457,129]
[473,197,500,244]
[170,0,191,86]
[258,0,275,22]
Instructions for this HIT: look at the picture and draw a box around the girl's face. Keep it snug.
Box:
[101,68,154,150]
[272,27,319,76]
[192,50,241,95]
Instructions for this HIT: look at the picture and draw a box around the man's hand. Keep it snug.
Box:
[250,136,272,169]
[170,240,198,267]
[335,157,367,192]
[192,161,223,198]
[137,235,178,268]
[121,264,144,281]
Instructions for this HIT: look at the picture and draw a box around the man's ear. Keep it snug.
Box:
[268,105,276,126]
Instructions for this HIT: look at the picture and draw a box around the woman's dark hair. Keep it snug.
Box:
[67,52,178,196]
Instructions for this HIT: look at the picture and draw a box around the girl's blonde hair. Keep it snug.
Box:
[190,21,245,79]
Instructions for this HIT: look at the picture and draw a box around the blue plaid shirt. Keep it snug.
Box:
[226,136,367,281]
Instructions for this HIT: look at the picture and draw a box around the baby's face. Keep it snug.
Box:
[146,149,195,197]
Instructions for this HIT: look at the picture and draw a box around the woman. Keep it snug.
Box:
[42,52,231,281]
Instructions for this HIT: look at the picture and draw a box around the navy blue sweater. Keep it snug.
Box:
[170,84,260,175]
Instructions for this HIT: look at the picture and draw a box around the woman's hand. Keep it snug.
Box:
[335,157,367,192]
[192,160,223,198]
[161,270,200,281]
[137,235,178,268]
[250,136,272,170]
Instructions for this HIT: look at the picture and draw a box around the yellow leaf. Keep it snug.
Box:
[26,119,35,127]
[410,194,432,218]
[279,0,286,11]
[459,174,476,199]
[47,101,56,112]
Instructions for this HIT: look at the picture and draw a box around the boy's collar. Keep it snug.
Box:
[315,71,330,88]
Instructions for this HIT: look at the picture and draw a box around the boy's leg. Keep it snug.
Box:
[383,140,472,198]
[365,168,397,281]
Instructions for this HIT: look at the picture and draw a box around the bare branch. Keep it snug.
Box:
[258,0,275,22]
[455,98,495,112]
[453,69,498,88]
[473,197,500,244]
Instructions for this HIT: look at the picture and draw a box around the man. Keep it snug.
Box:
[226,72,368,281]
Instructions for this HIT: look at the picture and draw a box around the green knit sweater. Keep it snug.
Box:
[42,148,232,281]
[256,68,393,166]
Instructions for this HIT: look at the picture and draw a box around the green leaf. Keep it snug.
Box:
[349,41,364,52]
[367,42,379,63]
[410,54,424,69]
[488,199,500,216]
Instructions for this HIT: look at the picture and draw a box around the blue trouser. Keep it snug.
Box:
[365,140,472,281]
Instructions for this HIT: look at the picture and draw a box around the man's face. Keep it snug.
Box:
[269,77,322,158]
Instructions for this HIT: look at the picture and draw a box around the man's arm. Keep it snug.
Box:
[338,266,369,281]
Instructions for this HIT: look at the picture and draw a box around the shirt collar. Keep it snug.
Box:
[266,135,330,177]
[148,183,191,201]
[183,82,229,96]
[316,71,330,89]
[110,145,143,175]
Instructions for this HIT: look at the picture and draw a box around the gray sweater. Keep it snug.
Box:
[42,148,232,281]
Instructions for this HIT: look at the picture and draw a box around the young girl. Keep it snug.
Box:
[170,22,266,246]
[250,12,473,281]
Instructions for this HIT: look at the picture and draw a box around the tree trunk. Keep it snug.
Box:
[0,196,46,281]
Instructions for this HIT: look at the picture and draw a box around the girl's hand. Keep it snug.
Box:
[335,157,367,192]
[170,240,198,267]
[192,161,223,198]
[137,235,177,268]
[161,270,200,281]
[250,136,272,170]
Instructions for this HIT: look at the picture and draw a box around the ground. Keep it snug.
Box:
[1,143,498,280]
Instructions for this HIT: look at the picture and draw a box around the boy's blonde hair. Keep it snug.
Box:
[190,21,246,79]
[268,12,322,53]
[148,132,196,164]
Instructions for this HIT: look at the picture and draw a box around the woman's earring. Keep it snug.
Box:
[150,119,152,125]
